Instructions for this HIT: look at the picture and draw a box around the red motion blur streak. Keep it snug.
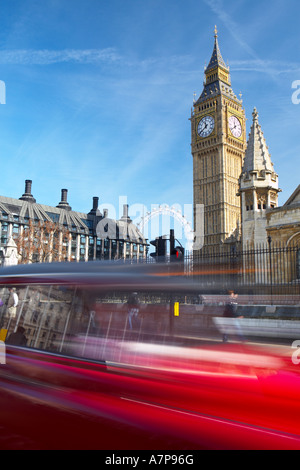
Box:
[1,343,300,449]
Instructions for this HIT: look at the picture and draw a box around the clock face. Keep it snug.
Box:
[197,115,215,138]
[228,115,242,138]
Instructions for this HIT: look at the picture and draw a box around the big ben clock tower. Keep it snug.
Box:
[191,27,246,254]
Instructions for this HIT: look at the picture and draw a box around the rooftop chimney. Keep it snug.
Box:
[121,204,131,221]
[19,179,36,203]
[88,196,99,215]
[56,189,72,211]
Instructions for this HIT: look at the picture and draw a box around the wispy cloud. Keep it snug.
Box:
[203,0,258,59]
[2,45,299,80]
[0,48,121,65]
[231,59,300,76]
[0,46,195,71]
[203,0,279,81]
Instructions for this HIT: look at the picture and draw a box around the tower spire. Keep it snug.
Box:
[243,107,275,174]
[194,26,233,106]
[205,25,228,74]
[239,108,281,248]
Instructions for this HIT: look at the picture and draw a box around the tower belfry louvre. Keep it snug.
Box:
[191,27,246,254]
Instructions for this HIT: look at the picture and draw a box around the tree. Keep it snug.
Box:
[16,219,70,264]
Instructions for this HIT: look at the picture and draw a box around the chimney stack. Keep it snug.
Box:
[121,204,130,220]
[25,180,32,194]
[89,196,99,215]
[93,196,99,211]
[57,189,72,211]
[61,189,68,202]
[19,179,36,203]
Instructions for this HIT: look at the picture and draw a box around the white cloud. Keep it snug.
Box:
[203,0,257,58]
[231,59,300,76]
[203,0,282,80]
[0,48,121,65]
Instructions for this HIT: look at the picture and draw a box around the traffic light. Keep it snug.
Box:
[169,229,184,262]
[150,239,158,260]
[171,245,185,262]
[158,237,167,257]
[150,236,166,261]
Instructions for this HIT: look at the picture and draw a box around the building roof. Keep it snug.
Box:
[284,184,300,207]
[0,180,147,244]
[194,80,239,105]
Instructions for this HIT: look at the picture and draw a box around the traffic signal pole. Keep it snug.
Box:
[169,230,174,335]
[150,230,184,335]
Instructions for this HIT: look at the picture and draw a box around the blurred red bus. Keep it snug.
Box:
[0,261,300,450]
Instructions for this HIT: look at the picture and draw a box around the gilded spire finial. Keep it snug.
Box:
[214,25,218,38]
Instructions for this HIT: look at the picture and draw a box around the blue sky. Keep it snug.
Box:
[0,0,300,245]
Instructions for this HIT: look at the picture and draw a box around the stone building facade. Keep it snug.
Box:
[239,108,300,255]
[266,186,300,247]
[192,28,300,267]
[238,108,281,248]
[0,180,148,264]
[191,27,246,254]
